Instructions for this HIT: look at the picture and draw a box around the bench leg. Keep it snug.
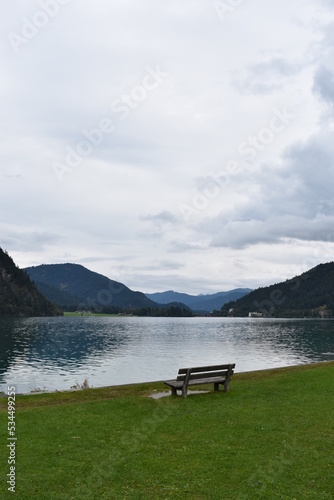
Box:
[224,381,230,392]
[214,382,220,392]
[182,370,191,398]
[171,387,177,396]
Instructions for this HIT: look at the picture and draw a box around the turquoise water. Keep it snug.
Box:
[0,316,333,394]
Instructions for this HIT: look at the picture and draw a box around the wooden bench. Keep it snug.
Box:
[164,363,235,398]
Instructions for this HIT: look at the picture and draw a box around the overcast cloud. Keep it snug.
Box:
[1,0,334,294]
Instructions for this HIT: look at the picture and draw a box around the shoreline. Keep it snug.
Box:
[1,360,333,402]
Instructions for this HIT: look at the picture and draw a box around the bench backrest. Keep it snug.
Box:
[176,363,235,382]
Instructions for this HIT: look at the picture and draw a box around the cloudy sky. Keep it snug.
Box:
[1,0,334,294]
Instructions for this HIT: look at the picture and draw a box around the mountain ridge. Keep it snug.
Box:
[25,263,160,311]
[145,288,252,312]
[220,262,334,317]
[24,263,192,315]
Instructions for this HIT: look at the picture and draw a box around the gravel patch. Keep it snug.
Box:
[148,389,209,399]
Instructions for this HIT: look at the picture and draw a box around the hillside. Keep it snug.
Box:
[24,263,173,312]
[221,262,334,318]
[33,281,81,308]
[146,288,252,312]
[0,248,61,317]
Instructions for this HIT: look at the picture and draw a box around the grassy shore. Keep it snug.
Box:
[1,362,333,499]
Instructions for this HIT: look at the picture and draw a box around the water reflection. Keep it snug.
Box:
[0,317,333,393]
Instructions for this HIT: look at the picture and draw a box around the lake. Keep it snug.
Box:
[0,316,333,394]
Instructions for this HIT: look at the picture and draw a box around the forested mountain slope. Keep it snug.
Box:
[25,263,162,311]
[221,262,334,318]
[0,248,61,317]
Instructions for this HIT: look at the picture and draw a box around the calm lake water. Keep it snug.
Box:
[0,316,333,394]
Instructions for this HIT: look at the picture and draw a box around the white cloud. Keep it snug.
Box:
[1,0,334,293]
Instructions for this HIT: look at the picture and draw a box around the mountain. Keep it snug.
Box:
[0,248,61,317]
[220,262,334,318]
[146,288,252,312]
[25,263,168,311]
[33,281,81,308]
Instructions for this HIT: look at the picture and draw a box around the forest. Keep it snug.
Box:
[0,248,62,317]
[220,262,334,318]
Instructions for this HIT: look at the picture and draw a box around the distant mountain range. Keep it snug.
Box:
[2,253,331,318]
[0,248,61,317]
[25,264,161,311]
[24,263,251,314]
[146,289,252,313]
[221,262,334,318]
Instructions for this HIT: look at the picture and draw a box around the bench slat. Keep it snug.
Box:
[164,380,184,388]
[187,377,225,385]
[165,376,226,388]
[177,370,230,381]
[178,363,235,374]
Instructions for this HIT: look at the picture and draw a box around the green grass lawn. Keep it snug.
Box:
[0,362,333,499]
